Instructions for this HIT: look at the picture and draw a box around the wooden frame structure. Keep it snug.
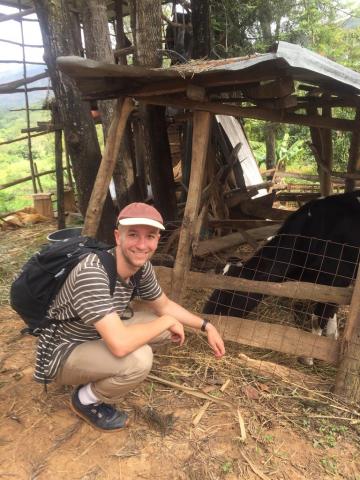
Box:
[57,42,360,400]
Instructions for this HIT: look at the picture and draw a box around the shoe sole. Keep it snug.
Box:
[70,401,130,433]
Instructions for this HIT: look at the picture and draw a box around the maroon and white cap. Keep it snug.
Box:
[117,202,165,230]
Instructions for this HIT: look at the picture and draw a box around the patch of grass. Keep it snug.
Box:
[220,460,233,475]
[320,456,338,476]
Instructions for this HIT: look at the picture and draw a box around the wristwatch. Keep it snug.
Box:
[201,319,210,332]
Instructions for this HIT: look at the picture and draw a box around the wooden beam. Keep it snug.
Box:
[255,95,298,109]
[208,219,280,230]
[276,192,321,202]
[296,97,360,109]
[156,266,353,306]
[186,84,207,102]
[204,314,339,364]
[82,97,135,237]
[194,224,279,256]
[242,77,294,99]
[138,96,357,132]
[224,182,273,208]
[335,266,360,400]
[171,111,212,302]
[273,169,360,183]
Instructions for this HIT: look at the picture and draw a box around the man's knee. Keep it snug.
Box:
[122,344,153,381]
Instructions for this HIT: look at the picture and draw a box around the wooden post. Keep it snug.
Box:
[171,111,212,302]
[334,267,360,401]
[82,97,134,237]
[346,109,360,193]
[319,101,333,196]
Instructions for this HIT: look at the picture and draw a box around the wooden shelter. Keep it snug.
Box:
[57,41,360,400]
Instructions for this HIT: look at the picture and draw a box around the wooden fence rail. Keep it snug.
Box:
[0,167,66,191]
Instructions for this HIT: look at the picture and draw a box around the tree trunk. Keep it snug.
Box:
[265,124,276,175]
[131,0,178,220]
[34,0,115,242]
[191,0,210,59]
[81,0,139,211]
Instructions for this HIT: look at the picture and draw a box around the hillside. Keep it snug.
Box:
[0,64,51,109]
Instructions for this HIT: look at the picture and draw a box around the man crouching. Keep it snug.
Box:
[34,203,225,432]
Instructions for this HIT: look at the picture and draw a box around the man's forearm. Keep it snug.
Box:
[152,298,205,330]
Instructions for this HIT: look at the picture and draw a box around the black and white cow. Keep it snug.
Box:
[203,190,360,362]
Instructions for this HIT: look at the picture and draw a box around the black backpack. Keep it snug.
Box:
[10,236,118,336]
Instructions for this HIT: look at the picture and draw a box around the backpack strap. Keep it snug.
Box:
[96,251,117,296]
[130,267,143,299]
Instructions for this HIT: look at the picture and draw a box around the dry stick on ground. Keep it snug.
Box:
[147,374,233,408]
[192,378,231,426]
[239,450,271,480]
[237,354,360,418]
[237,408,247,442]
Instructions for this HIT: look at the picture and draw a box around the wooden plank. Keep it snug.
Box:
[203,314,339,364]
[335,266,360,400]
[186,85,207,102]
[255,95,298,109]
[82,97,135,237]
[171,111,212,302]
[208,219,280,230]
[276,192,321,202]
[238,192,276,218]
[139,96,357,132]
[195,224,279,256]
[242,77,294,99]
[155,266,353,305]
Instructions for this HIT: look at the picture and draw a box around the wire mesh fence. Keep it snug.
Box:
[155,228,360,376]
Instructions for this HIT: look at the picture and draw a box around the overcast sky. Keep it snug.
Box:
[0,5,44,74]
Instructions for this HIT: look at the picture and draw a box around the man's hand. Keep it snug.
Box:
[206,324,225,358]
[169,321,185,346]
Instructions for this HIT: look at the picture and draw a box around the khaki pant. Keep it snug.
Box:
[55,309,171,403]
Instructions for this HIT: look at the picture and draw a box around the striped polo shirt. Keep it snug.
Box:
[33,252,162,384]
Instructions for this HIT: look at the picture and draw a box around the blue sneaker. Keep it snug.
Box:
[71,386,129,432]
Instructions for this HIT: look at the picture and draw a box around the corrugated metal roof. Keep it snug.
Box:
[57,42,360,99]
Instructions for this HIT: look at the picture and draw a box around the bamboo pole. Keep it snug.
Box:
[0,71,48,92]
[0,168,64,191]
[171,111,212,302]
[18,2,37,195]
[52,104,65,230]
[334,267,360,401]
[0,7,35,22]
[0,130,56,146]
[82,97,135,237]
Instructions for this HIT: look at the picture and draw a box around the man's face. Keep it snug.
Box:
[115,224,160,269]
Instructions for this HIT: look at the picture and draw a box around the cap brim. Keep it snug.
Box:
[118,218,165,230]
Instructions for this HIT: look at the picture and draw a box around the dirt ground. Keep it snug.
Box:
[1,222,360,480]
